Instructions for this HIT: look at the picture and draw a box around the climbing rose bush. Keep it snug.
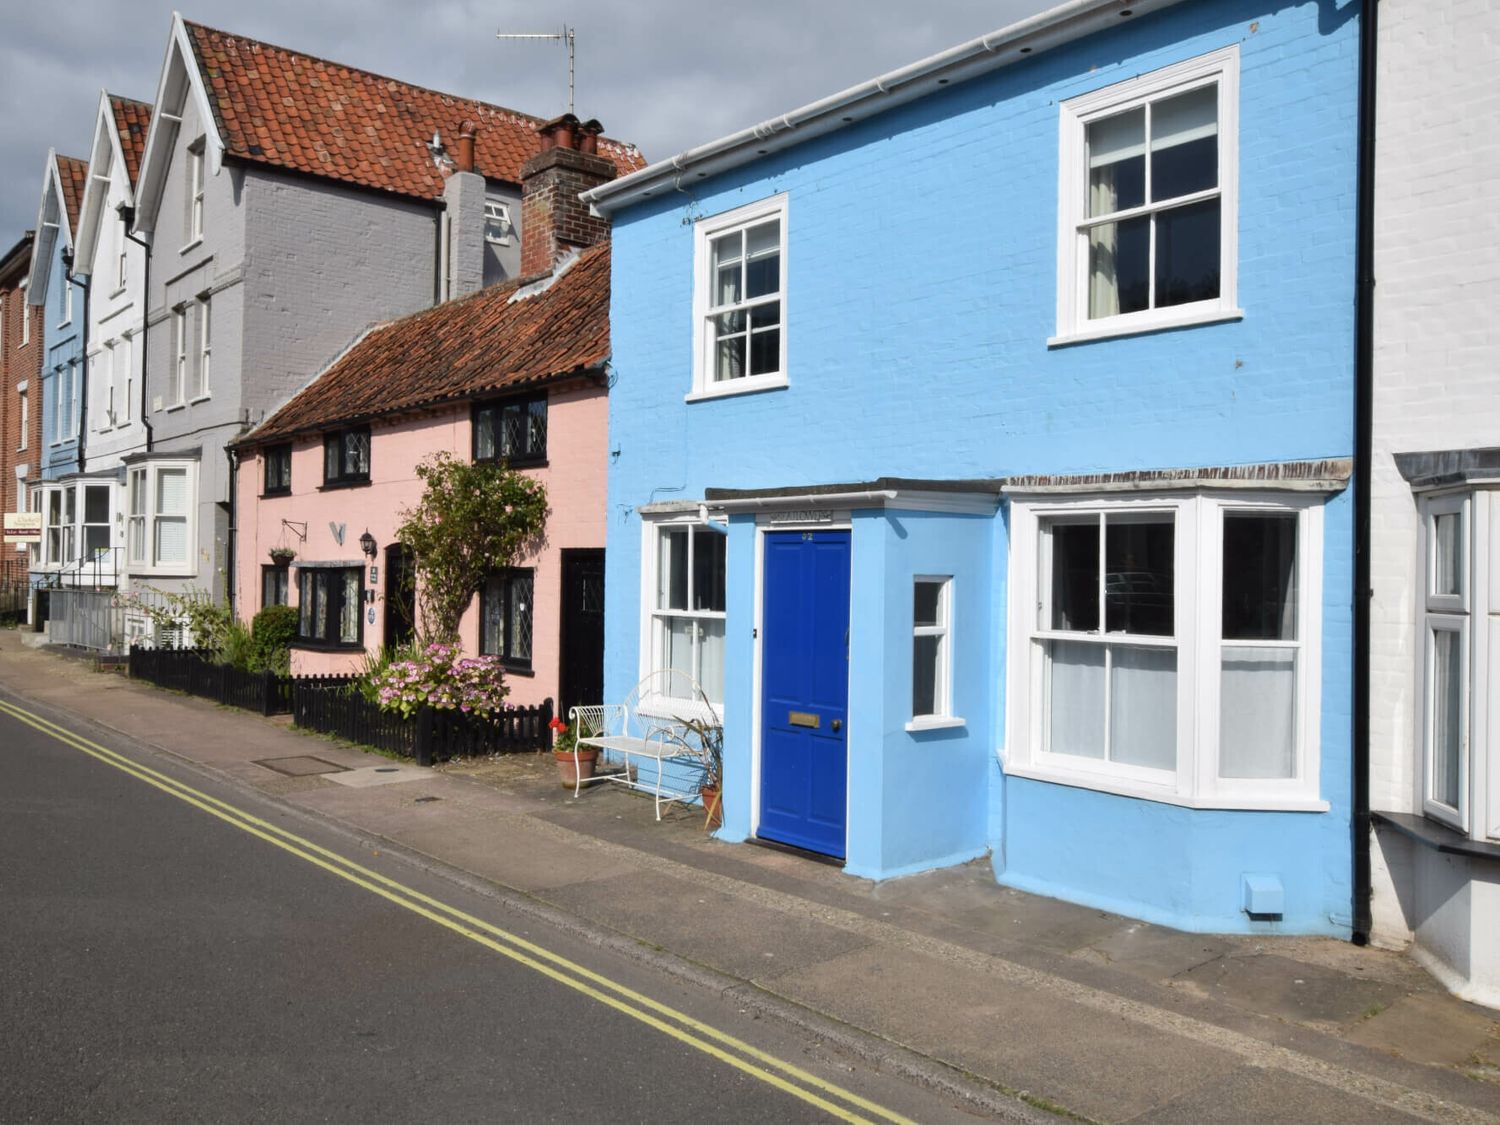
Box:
[366,642,509,719]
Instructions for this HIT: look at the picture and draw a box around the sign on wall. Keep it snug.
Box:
[3,512,41,545]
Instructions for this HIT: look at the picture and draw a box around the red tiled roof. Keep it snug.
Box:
[109,95,154,188]
[184,21,645,198]
[56,156,88,234]
[245,242,611,444]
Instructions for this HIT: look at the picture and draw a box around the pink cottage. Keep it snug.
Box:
[232,239,611,717]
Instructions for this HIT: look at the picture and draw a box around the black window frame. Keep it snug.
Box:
[480,567,534,671]
[263,443,292,496]
[472,393,547,468]
[261,564,289,608]
[294,566,365,649]
[322,426,371,489]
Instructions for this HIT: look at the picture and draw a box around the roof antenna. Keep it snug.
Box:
[496,26,576,116]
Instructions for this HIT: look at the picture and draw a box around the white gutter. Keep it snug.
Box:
[583,0,1182,217]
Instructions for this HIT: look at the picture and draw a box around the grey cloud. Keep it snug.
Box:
[1,0,1046,237]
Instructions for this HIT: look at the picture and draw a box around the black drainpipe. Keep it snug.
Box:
[118,204,153,452]
[1351,0,1379,947]
[226,445,238,614]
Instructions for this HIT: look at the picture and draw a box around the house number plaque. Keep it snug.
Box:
[788,711,820,729]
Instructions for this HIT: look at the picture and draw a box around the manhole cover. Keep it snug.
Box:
[254,756,348,777]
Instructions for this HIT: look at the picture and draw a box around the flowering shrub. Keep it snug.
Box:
[365,642,509,719]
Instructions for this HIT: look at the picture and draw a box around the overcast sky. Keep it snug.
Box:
[0,0,1052,238]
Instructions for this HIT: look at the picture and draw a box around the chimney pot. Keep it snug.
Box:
[578,119,603,156]
[537,113,581,153]
[455,120,477,173]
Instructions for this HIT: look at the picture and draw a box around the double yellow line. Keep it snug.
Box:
[0,698,912,1125]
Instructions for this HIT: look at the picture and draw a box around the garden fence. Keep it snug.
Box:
[128,644,551,761]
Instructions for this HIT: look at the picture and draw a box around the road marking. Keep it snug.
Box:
[0,700,917,1125]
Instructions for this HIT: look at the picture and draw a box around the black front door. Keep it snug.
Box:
[384,544,416,650]
[558,549,605,721]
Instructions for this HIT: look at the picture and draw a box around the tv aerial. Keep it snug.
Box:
[496,26,576,116]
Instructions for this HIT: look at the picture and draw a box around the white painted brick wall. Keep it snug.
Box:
[1370,0,1500,821]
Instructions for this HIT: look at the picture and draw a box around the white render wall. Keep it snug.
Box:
[84,141,149,474]
[1368,0,1500,958]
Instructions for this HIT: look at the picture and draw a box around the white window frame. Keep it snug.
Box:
[1004,490,1325,811]
[125,460,197,575]
[1052,46,1241,345]
[1418,492,1471,832]
[16,383,26,451]
[186,141,205,246]
[98,344,114,430]
[639,515,728,715]
[689,193,788,402]
[61,274,73,326]
[170,305,187,406]
[117,246,128,292]
[120,332,133,424]
[483,199,514,246]
[908,576,961,731]
[194,295,212,401]
[20,282,30,347]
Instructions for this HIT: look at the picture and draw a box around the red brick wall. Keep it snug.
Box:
[519,146,614,278]
[1,253,45,532]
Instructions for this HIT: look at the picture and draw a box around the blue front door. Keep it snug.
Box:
[758,530,850,858]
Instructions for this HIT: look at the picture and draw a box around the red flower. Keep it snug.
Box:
[549,717,567,732]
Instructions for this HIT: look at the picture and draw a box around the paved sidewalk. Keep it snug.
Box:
[4,633,1499,1123]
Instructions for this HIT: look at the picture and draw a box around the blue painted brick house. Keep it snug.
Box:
[585,0,1361,935]
[30,151,87,486]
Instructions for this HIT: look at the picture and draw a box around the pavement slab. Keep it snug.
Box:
[1135,1063,1431,1124]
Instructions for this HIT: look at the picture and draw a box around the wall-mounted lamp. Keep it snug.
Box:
[359,529,377,558]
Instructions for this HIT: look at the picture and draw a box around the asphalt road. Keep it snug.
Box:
[0,699,974,1124]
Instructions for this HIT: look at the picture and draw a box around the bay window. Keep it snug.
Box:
[1055,47,1240,343]
[645,519,726,705]
[1420,493,1470,830]
[1007,491,1323,809]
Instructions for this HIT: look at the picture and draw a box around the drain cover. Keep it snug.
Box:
[414,795,441,803]
[254,756,348,777]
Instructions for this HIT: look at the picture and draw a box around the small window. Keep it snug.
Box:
[481,568,534,668]
[483,199,514,246]
[263,444,292,495]
[473,394,547,465]
[322,427,371,487]
[17,388,26,451]
[692,195,788,399]
[195,295,212,399]
[262,565,290,608]
[1055,47,1239,342]
[912,578,952,722]
[297,567,363,647]
[170,306,187,405]
[187,141,205,243]
[117,246,128,289]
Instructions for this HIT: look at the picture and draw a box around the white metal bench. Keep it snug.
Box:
[566,670,718,820]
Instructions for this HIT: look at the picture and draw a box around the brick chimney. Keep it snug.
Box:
[520,114,615,278]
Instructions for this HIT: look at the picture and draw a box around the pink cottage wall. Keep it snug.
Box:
[234,381,607,709]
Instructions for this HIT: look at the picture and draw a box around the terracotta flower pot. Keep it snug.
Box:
[700,783,723,830]
[554,746,599,788]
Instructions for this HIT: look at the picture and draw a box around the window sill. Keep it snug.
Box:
[1002,760,1329,812]
[1048,307,1244,348]
[495,662,534,677]
[180,238,204,255]
[318,478,371,492]
[164,402,186,413]
[109,286,127,300]
[1372,811,1500,862]
[906,716,966,733]
[476,456,548,471]
[189,394,211,405]
[685,376,789,403]
[291,640,366,653]
[260,489,292,500]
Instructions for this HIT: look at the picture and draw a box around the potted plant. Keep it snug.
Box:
[550,715,599,788]
[676,714,724,830]
[268,546,297,565]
